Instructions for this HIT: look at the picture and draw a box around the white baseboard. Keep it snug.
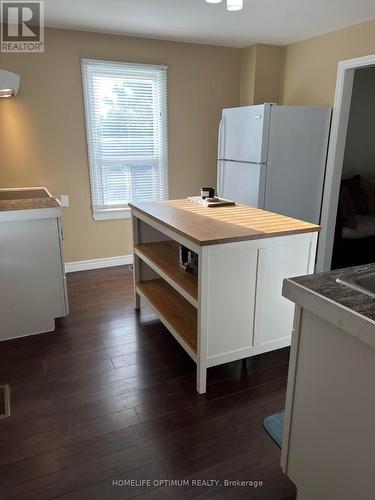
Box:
[65,254,133,273]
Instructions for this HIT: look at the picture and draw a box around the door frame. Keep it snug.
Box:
[316,53,375,272]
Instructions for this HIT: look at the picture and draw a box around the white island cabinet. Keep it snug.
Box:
[0,188,69,341]
[130,199,319,394]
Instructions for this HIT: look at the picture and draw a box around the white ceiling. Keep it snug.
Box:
[43,0,375,48]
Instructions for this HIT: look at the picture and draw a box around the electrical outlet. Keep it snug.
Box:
[60,195,70,208]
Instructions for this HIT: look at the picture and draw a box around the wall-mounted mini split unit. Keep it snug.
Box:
[0,69,20,98]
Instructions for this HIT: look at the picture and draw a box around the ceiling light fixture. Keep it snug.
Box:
[226,0,243,10]
[205,0,243,11]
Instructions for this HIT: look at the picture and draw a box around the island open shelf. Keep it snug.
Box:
[135,240,198,307]
[136,279,197,359]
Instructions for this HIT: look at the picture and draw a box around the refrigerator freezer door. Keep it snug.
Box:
[264,106,331,224]
[217,160,266,207]
[219,105,270,163]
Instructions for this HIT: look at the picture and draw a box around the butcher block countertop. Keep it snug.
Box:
[129,199,320,246]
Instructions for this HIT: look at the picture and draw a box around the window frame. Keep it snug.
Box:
[81,58,168,221]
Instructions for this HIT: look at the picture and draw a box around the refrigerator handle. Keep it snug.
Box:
[217,161,223,197]
[218,116,226,160]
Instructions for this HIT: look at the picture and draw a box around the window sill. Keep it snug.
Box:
[93,208,131,221]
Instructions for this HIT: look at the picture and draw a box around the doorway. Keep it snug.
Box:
[316,54,375,272]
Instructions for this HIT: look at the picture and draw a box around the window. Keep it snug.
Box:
[81,59,168,220]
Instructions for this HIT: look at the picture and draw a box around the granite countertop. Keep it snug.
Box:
[289,263,375,322]
[0,197,60,212]
[0,188,62,221]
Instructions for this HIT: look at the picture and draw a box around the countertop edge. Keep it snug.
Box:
[283,278,375,350]
[0,205,63,222]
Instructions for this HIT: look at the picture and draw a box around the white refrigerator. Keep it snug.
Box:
[217,104,332,224]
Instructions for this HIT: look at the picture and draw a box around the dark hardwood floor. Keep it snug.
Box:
[0,266,296,500]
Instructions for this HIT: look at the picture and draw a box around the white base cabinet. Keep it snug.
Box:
[0,217,68,341]
[282,281,375,500]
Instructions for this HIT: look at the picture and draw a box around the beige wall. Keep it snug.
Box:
[0,28,241,262]
[3,18,375,263]
[281,18,375,106]
[242,19,375,110]
[253,44,285,105]
[240,45,256,105]
[240,44,285,106]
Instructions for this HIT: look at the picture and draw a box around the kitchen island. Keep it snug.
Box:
[129,199,320,393]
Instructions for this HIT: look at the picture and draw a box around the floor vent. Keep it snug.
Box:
[0,385,10,418]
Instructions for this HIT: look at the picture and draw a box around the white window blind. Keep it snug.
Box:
[81,59,168,220]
